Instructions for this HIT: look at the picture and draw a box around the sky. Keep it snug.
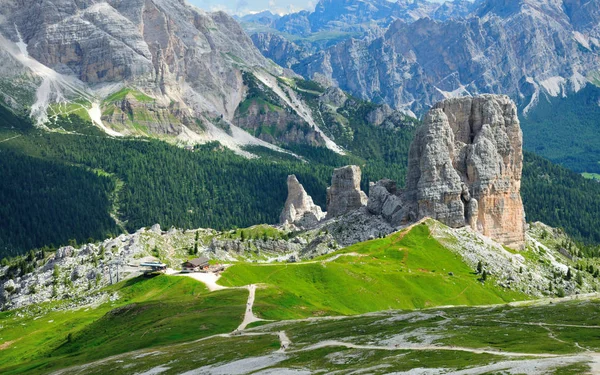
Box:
[189,0,447,17]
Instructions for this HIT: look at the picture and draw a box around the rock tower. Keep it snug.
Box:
[326,165,368,218]
[407,94,525,248]
[368,95,526,249]
[280,175,326,227]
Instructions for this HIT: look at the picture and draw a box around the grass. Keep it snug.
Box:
[52,334,281,375]
[30,297,600,374]
[104,88,155,103]
[582,172,600,181]
[0,275,247,374]
[236,97,283,116]
[219,223,528,319]
[219,224,287,241]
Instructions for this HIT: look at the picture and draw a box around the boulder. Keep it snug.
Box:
[280,175,326,227]
[326,165,368,218]
[55,246,75,260]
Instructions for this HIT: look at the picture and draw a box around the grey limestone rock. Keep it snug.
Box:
[291,0,600,115]
[319,87,348,108]
[326,165,368,218]
[405,94,526,248]
[280,175,326,227]
[366,94,525,248]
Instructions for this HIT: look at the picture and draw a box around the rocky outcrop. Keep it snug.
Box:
[368,95,526,248]
[326,165,368,218]
[0,222,344,311]
[102,93,196,136]
[233,100,326,147]
[280,175,326,227]
[319,87,348,108]
[367,179,408,225]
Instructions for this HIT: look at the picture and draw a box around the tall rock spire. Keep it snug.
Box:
[280,175,326,227]
[405,94,525,248]
[326,165,368,218]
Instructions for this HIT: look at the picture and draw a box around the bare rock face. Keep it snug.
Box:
[319,87,348,108]
[280,175,326,227]
[290,0,600,115]
[0,0,283,140]
[326,165,368,218]
[405,94,525,248]
[367,179,409,226]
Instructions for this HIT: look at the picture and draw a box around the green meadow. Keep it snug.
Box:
[219,223,528,319]
[0,276,247,374]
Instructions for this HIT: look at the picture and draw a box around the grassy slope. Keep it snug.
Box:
[220,223,527,319]
[0,276,247,374]
[582,172,600,181]
[44,298,600,375]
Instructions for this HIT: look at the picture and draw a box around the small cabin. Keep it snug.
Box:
[181,256,209,273]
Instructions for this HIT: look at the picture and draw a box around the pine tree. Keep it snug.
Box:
[565,268,572,281]
[477,261,483,274]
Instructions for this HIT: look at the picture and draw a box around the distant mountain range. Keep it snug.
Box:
[246,0,600,115]
[238,0,478,36]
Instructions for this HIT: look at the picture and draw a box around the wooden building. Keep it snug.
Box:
[181,256,209,272]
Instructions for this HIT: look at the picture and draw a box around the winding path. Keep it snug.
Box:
[296,340,563,358]
[236,284,264,331]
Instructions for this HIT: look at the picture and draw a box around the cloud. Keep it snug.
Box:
[235,0,249,12]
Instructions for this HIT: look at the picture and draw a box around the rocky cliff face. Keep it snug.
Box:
[250,33,314,69]
[407,95,525,248]
[326,165,368,218]
[369,95,526,249]
[0,0,262,139]
[0,0,344,153]
[280,175,326,227]
[267,0,600,115]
